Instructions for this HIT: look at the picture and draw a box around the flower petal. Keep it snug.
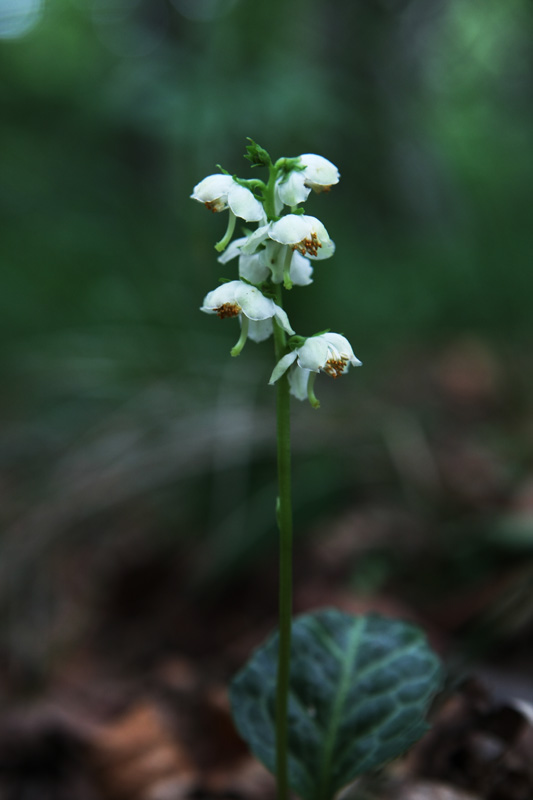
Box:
[200,280,243,312]
[269,351,298,384]
[300,154,340,190]
[300,215,331,244]
[217,236,247,265]
[247,319,274,342]
[290,251,313,286]
[310,237,335,260]
[269,214,312,246]
[261,241,285,284]
[227,183,264,221]
[234,283,277,321]
[259,243,313,285]
[273,306,295,335]
[288,366,311,401]
[191,174,234,204]
[276,171,311,206]
[322,333,362,367]
[239,251,270,284]
[269,215,334,260]
[296,337,331,371]
[240,224,271,254]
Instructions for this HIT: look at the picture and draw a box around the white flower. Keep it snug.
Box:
[276,154,340,208]
[191,174,264,222]
[201,280,293,331]
[269,333,361,406]
[270,215,335,259]
[218,237,271,284]
[241,215,335,261]
[218,237,313,286]
[299,154,340,192]
[201,280,294,354]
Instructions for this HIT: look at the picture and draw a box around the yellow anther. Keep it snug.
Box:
[324,357,348,378]
[205,199,224,213]
[292,232,322,257]
[215,302,241,319]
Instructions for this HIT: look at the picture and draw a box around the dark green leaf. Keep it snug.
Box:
[230,609,442,800]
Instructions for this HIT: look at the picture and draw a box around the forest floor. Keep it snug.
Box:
[1,337,533,800]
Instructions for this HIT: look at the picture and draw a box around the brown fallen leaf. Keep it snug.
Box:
[91,701,198,800]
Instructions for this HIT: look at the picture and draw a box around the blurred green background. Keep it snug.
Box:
[1,0,533,677]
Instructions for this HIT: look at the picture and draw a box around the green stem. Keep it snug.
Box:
[263,163,278,221]
[273,284,293,800]
[263,164,293,800]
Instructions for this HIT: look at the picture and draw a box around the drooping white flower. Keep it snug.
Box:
[269,332,361,406]
[270,215,335,259]
[276,154,340,209]
[241,215,335,261]
[191,175,264,222]
[201,280,293,330]
[299,154,340,192]
[218,237,313,286]
[201,280,294,354]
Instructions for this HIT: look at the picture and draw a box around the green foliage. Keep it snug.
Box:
[230,609,443,800]
[2,0,533,664]
[244,138,272,167]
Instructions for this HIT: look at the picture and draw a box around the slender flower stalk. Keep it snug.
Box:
[268,219,293,800]
[272,302,293,800]
[192,141,360,799]
[261,158,293,799]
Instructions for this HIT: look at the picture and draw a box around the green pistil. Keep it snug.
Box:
[230,315,249,357]
[215,210,237,253]
[307,372,320,408]
[283,247,293,291]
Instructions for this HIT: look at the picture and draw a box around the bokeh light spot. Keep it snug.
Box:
[0,0,43,39]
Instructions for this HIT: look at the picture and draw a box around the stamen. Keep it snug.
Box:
[324,357,348,378]
[215,302,241,319]
[205,199,224,213]
[291,232,322,257]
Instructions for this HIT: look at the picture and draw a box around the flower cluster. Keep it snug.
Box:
[191,141,361,406]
